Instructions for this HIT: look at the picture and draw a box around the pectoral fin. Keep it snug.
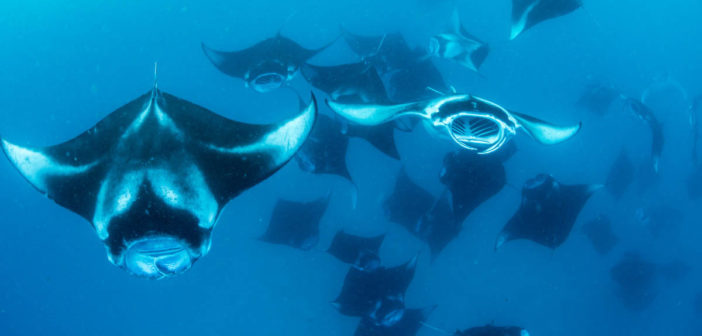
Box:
[511,111,581,145]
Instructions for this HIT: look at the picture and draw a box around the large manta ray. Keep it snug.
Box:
[495,174,601,250]
[326,94,581,155]
[202,33,332,93]
[0,83,317,279]
[455,324,530,336]
[510,0,582,40]
[429,10,490,72]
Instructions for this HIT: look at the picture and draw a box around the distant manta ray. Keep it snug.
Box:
[326,93,581,155]
[202,33,335,93]
[0,77,317,279]
[429,10,490,72]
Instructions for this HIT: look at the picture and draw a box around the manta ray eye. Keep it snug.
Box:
[448,115,503,152]
[251,73,286,93]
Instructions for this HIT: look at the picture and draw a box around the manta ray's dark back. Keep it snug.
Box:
[260,196,330,250]
[295,114,354,183]
[301,62,391,104]
[327,230,385,269]
[496,174,600,250]
[440,150,507,225]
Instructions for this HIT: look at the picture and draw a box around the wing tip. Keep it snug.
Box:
[200,42,225,67]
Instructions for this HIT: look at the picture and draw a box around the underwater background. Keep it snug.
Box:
[0,0,701,335]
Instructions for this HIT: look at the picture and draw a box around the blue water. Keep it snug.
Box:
[1,1,701,335]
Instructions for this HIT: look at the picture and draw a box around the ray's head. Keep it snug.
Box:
[245,60,294,93]
[101,189,216,279]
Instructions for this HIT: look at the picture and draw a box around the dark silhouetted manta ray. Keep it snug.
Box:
[1,79,317,279]
[259,196,330,251]
[202,33,334,93]
[333,256,418,318]
[495,174,601,250]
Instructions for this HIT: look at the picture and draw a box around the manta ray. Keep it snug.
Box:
[577,82,622,116]
[495,174,601,250]
[327,230,385,271]
[202,33,334,93]
[510,0,582,40]
[259,196,330,251]
[429,10,490,72]
[326,94,581,155]
[0,80,317,279]
[333,256,418,318]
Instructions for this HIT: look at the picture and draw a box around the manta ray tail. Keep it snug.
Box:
[325,99,425,126]
[511,111,581,145]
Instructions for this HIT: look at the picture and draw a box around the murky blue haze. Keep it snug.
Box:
[0,1,701,335]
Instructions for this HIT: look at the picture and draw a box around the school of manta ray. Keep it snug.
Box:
[1,0,699,335]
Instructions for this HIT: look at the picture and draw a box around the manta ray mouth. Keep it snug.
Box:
[250,72,286,93]
[123,237,196,279]
[448,114,505,153]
